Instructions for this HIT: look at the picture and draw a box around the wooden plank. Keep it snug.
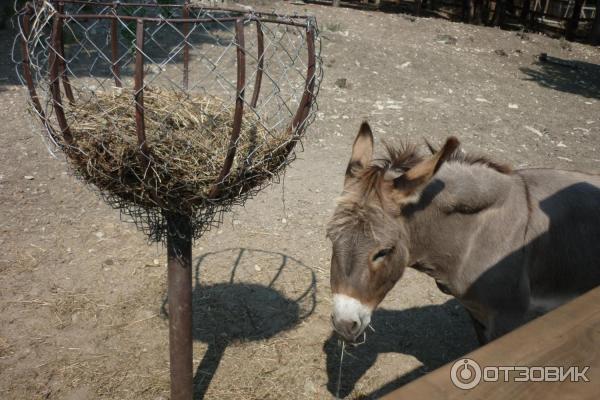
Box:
[382,286,600,399]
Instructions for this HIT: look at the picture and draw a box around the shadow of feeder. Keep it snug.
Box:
[163,248,316,399]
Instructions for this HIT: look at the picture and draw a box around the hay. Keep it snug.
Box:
[61,87,291,214]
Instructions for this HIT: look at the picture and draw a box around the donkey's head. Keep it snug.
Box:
[326,122,459,342]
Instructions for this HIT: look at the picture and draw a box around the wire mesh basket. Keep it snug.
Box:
[15,0,322,241]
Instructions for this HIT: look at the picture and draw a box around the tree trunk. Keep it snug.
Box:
[333,0,341,6]
[565,0,585,41]
[590,0,600,44]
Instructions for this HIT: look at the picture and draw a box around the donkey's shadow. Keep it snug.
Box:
[323,299,478,399]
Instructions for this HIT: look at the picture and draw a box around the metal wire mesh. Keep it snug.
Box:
[14,0,322,242]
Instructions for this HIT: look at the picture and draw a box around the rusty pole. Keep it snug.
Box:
[166,212,194,400]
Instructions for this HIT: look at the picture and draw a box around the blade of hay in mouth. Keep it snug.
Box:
[60,86,290,209]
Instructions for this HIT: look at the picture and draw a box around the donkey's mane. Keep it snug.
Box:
[327,143,422,241]
[425,140,512,174]
[327,139,511,241]
[360,140,511,196]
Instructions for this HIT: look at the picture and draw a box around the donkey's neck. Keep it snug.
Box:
[402,162,529,297]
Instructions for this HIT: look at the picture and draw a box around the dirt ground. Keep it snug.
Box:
[1,1,599,399]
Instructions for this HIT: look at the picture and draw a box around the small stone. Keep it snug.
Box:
[153,259,160,265]
[24,175,34,180]
[556,142,567,148]
[104,259,114,266]
[494,49,508,57]
[95,231,104,239]
[71,312,83,323]
[559,39,572,51]
[254,264,262,272]
[435,34,457,45]
[334,78,348,89]
[281,218,287,224]
[508,104,519,109]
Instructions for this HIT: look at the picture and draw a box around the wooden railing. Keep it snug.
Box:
[382,286,600,399]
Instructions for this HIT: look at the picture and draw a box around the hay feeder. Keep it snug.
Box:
[16,1,321,398]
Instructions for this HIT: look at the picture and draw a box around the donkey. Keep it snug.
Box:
[327,122,600,344]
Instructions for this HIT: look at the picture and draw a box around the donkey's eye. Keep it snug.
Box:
[372,248,393,261]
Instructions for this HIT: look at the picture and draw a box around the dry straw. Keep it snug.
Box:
[61,86,289,214]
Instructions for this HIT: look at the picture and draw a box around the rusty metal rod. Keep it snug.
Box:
[54,13,310,27]
[165,212,194,400]
[249,20,264,109]
[209,18,246,199]
[20,6,57,139]
[182,2,190,91]
[110,15,122,87]
[48,0,311,19]
[57,1,74,103]
[286,23,316,154]
[49,12,73,144]
[297,25,317,130]
[134,18,149,155]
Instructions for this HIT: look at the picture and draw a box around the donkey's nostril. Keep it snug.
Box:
[333,317,361,340]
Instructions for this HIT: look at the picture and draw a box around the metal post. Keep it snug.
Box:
[166,212,194,400]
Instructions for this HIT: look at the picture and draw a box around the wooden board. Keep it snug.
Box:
[382,286,600,399]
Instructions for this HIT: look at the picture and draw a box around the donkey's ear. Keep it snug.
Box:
[345,121,374,181]
[392,136,459,201]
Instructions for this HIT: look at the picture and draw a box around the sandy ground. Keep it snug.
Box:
[1,1,599,399]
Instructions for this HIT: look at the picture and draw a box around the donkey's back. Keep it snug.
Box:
[518,168,600,302]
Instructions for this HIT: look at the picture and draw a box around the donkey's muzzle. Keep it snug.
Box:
[331,315,362,342]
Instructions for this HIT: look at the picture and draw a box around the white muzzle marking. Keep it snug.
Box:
[332,294,373,340]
